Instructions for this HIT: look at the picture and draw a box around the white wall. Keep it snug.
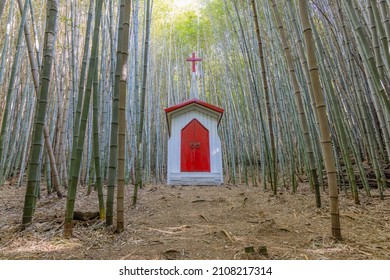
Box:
[167,106,223,185]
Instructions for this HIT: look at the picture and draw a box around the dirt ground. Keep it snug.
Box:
[1,182,390,260]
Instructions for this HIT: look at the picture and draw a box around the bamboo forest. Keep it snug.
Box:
[0,0,389,260]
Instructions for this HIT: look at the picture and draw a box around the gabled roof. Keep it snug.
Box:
[165,98,224,136]
[165,98,224,114]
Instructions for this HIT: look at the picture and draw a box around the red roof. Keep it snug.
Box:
[165,98,224,136]
[165,98,224,114]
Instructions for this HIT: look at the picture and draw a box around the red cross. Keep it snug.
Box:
[186,52,202,73]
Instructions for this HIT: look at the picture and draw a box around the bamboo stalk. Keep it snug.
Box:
[23,0,60,226]
[251,0,277,194]
[105,0,124,226]
[270,0,321,207]
[134,0,152,204]
[92,36,105,220]
[64,0,104,237]
[298,0,341,239]
[117,0,132,232]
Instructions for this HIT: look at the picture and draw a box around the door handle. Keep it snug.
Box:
[190,142,200,149]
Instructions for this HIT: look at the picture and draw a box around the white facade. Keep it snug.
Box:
[166,99,223,185]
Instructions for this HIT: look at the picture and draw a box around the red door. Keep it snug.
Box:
[180,119,210,172]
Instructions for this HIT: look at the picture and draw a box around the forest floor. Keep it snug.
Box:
[1,182,390,260]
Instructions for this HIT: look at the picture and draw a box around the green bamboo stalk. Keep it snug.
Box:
[68,0,94,188]
[128,0,139,184]
[321,58,360,204]
[134,0,152,204]
[0,0,15,92]
[106,0,124,226]
[353,67,385,196]
[227,0,271,189]
[45,153,52,195]
[4,66,28,181]
[98,11,108,178]
[361,96,386,199]
[92,43,105,219]
[12,0,63,197]
[18,85,35,188]
[286,0,324,190]
[52,55,65,186]
[251,0,277,194]
[87,143,95,195]
[22,0,59,226]
[370,0,390,72]
[344,1,390,117]
[64,0,104,237]
[82,97,93,187]
[367,0,386,81]
[58,48,70,189]
[270,0,321,207]
[28,0,40,68]
[104,0,115,182]
[117,0,132,232]
[378,0,390,48]
[0,0,29,183]
[70,0,77,113]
